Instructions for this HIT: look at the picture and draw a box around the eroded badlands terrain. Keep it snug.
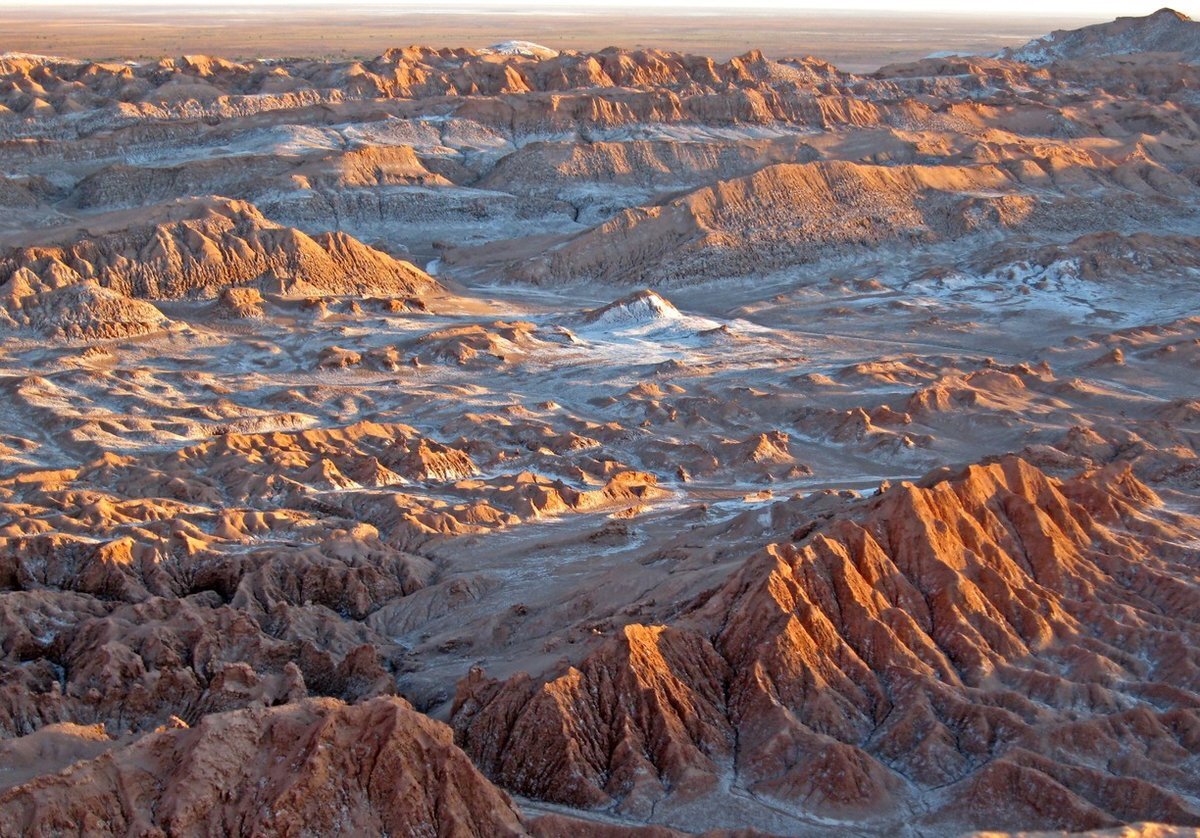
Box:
[1,9,1200,836]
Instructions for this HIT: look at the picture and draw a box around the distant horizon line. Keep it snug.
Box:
[0,1,1194,20]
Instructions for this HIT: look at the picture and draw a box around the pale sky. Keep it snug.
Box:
[0,0,1196,15]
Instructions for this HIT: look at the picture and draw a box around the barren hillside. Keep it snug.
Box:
[1,10,1200,837]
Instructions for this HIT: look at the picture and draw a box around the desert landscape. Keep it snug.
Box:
[0,5,1199,836]
[0,5,1098,73]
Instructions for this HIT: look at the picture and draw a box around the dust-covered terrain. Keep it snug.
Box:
[2,9,1200,837]
[0,6,1096,73]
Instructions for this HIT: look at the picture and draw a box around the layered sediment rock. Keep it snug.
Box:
[454,457,1200,831]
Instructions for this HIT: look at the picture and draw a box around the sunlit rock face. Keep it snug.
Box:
[2,10,1200,836]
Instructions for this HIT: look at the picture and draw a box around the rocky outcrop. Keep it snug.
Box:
[0,197,439,302]
[0,47,847,128]
[0,280,170,339]
[72,145,451,211]
[1003,8,1200,66]
[454,456,1200,830]
[477,136,821,196]
[3,12,1200,836]
[454,624,733,817]
[518,161,1035,285]
[0,696,527,837]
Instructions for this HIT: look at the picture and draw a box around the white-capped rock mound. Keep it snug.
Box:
[579,289,683,328]
[0,197,440,301]
[1002,8,1200,66]
[482,40,560,59]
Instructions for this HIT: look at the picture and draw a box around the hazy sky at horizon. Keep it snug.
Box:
[0,0,1195,16]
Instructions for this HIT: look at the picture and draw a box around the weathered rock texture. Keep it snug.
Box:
[454,457,1200,831]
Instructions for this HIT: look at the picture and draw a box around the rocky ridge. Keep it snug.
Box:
[0,9,1199,837]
